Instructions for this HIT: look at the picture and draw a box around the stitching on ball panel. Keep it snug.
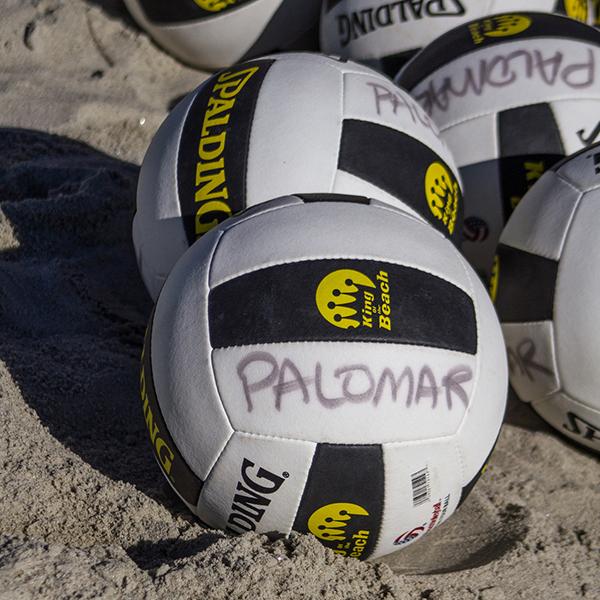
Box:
[197,431,235,518]
[211,339,478,358]
[200,228,237,481]
[327,67,344,193]
[210,255,473,298]
[455,253,483,437]
[555,172,586,194]
[552,188,586,382]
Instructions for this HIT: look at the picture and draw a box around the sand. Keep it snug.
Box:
[0,1,598,599]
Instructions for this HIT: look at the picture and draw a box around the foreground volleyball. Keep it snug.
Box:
[396,12,600,278]
[123,0,321,69]
[321,0,592,76]
[140,194,507,559]
[133,52,464,299]
[495,143,600,453]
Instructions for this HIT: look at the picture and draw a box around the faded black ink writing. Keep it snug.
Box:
[415,48,596,115]
[578,121,600,146]
[367,82,435,132]
[507,338,553,382]
[236,351,473,413]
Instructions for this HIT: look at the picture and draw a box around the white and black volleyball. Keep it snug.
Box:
[133,53,464,299]
[140,194,507,560]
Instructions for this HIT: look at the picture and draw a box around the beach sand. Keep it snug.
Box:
[0,2,598,598]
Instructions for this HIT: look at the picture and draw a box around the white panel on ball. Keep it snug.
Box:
[132,93,196,299]
[455,267,508,480]
[208,201,470,293]
[212,342,475,444]
[196,432,315,535]
[244,55,343,204]
[374,440,463,558]
[499,171,582,261]
[442,114,497,167]
[152,232,234,481]
[554,189,600,403]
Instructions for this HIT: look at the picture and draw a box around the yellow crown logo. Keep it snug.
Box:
[564,0,588,22]
[308,503,369,541]
[316,269,375,329]
[193,0,237,12]
[489,255,500,303]
[425,162,459,235]
[484,14,532,38]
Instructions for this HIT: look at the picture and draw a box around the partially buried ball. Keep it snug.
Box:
[140,194,507,560]
[133,52,464,300]
[396,11,600,279]
[494,142,600,453]
[123,0,321,70]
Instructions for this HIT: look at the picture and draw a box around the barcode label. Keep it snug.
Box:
[411,467,430,507]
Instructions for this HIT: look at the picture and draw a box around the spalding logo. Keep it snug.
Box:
[469,14,532,45]
[308,503,369,541]
[316,269,376,329]
[193,0,238,12]
[424,162,459,235]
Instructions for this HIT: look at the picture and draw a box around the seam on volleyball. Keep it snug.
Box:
[211,339,478,357]
[198,228,237,486]
[437,94,600,134]
[551,187,586,386]
[328,68,344,193]
[532,389,600,413]
[455,252,483,438]
[173,86,201,219]
[196,431,235,522]
[207,228,234,435]
[230,429,458,445]
[335,167,424,221]
[211,255,473,298]
[555,171,586,195]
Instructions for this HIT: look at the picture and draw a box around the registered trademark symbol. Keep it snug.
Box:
[282,471,289,478]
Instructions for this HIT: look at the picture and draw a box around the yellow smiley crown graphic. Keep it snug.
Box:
[316,269,376,329]
[193,0,237,12]
[425,162,459,235]
[564,0,588,21]
[308,503,369,541]
[484,14,532,38]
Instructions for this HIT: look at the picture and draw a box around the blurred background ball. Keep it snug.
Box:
[396,12,600,279]
[494,143,600,453]
[133,53,464,299]
[141,194,507,560]
[123,0,321,70]
[321,0,593,77]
